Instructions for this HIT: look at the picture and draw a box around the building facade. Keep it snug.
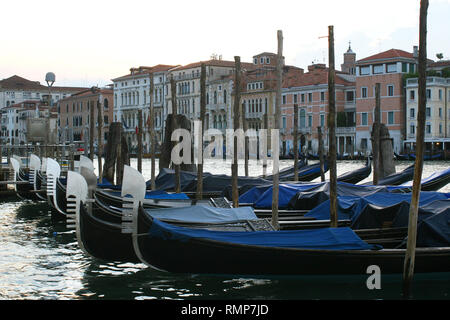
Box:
[112,65,176,152]
[355,48,418,154]
[57,88,114,149]
[405,76,450,154]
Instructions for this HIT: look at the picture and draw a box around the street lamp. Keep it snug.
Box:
[45,72,55,148]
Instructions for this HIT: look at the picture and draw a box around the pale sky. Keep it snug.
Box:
[1,0,449,88]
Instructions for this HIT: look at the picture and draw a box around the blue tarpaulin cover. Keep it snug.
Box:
[305,191,450,225]
[148,218,377,250]
[145,205,258,223]
[400,167,450,187]
[108,190,190,200]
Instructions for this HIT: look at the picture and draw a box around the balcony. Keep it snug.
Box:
[336,127,356,134]
[290,127,312,135]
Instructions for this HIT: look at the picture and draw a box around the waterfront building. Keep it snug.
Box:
[0,75,86,110]
[0,101,58,145]
[57,88,114,148]
[112,65,176,152]
[280,62,356,156]
[405,76,450,155]
[355,48,418,154]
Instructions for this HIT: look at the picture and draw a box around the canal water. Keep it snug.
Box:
[0,159,449,300]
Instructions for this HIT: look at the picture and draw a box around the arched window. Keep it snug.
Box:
[214,91,217,104]
[104,98,109,109]
[224,90,227,104]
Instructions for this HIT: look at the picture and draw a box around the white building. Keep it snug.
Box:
[0,75,86,110]
[112,65,176,152]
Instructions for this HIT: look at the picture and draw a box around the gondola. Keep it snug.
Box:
[267,160,329,182]
[67,168,274,263]
[362,164,415,186]
[133,210,450,275]
[337,158,371,185]
[9,155,41,201]
[400,167,450,192]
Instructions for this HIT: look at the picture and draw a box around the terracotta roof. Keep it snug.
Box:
[283,67,354,88]
[357,49,415,64]
[0,75,88,92]
[429,60,450,68]
[0,75,44,90]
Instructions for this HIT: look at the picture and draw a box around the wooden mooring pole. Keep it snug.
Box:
[294,104,299,182]
[373,83,381,185]
[137,108,143,173]
[403,0,429,299]
[318,127,325,182]
[170,75,181,193]
[196,64,206,200]
[232,56,241,208]
[242,92,249,177]
[97,99,103,183]
[89,101,95,161]
[149,75,156,190]
[328,25,338,228]
[271,30,283,230]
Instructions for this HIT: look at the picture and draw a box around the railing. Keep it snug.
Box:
[336,127,356,134]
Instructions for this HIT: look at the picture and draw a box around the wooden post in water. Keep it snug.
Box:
[89,100,95,161]
[271,30,283,230]
[232,56,241,208]
[170,75,181,193]
[328,25,338,228]
[137,108,143,173]
[97,99,103,183]
[149,74,156,190]
[403,0,428,299]
[373,83,381,185]
[242,97,249,177]
[318,127,325,182]
[293,104,299,182]
[196,64,206,200]
[262,113,268,178]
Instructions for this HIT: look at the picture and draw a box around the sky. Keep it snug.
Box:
[1,0,449,88]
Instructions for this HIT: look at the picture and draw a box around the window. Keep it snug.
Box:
[361,87,368,98]
[439,89,443,101]
[409,90,415,100]
[410,124,415,134]
[308,115,312,127]
[388,111,394,125]
[361,138,368,150]
[308,93,313,102]
[426,123,431,134]
[346,91,354,102]
[224,90,227,104]
[266,58,270,64]
[301,94,305,103]
[387,85,394,97]
[320,114,325,127]
[426,89,431,100]
[386,63,397,73]
[360,66,370,75]
[410,64,416,73]
[254,58,257,64]
[410,108,415,118]
[426,107,431,118]
[373,64,383,74]
[402,63,408,73]
[282,116,287,129]
[439,123,443,134]
[439,108,442,118]
[293,94,298,103]
[260,57,264,64]
[320,92,325,101]
[282,95,286,105]
[361,113,368,126]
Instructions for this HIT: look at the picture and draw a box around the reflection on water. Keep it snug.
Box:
[1,160,449,300]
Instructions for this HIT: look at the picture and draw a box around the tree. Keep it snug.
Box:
[436,53,444,60]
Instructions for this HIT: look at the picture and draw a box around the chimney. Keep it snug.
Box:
[413,46,419,58]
